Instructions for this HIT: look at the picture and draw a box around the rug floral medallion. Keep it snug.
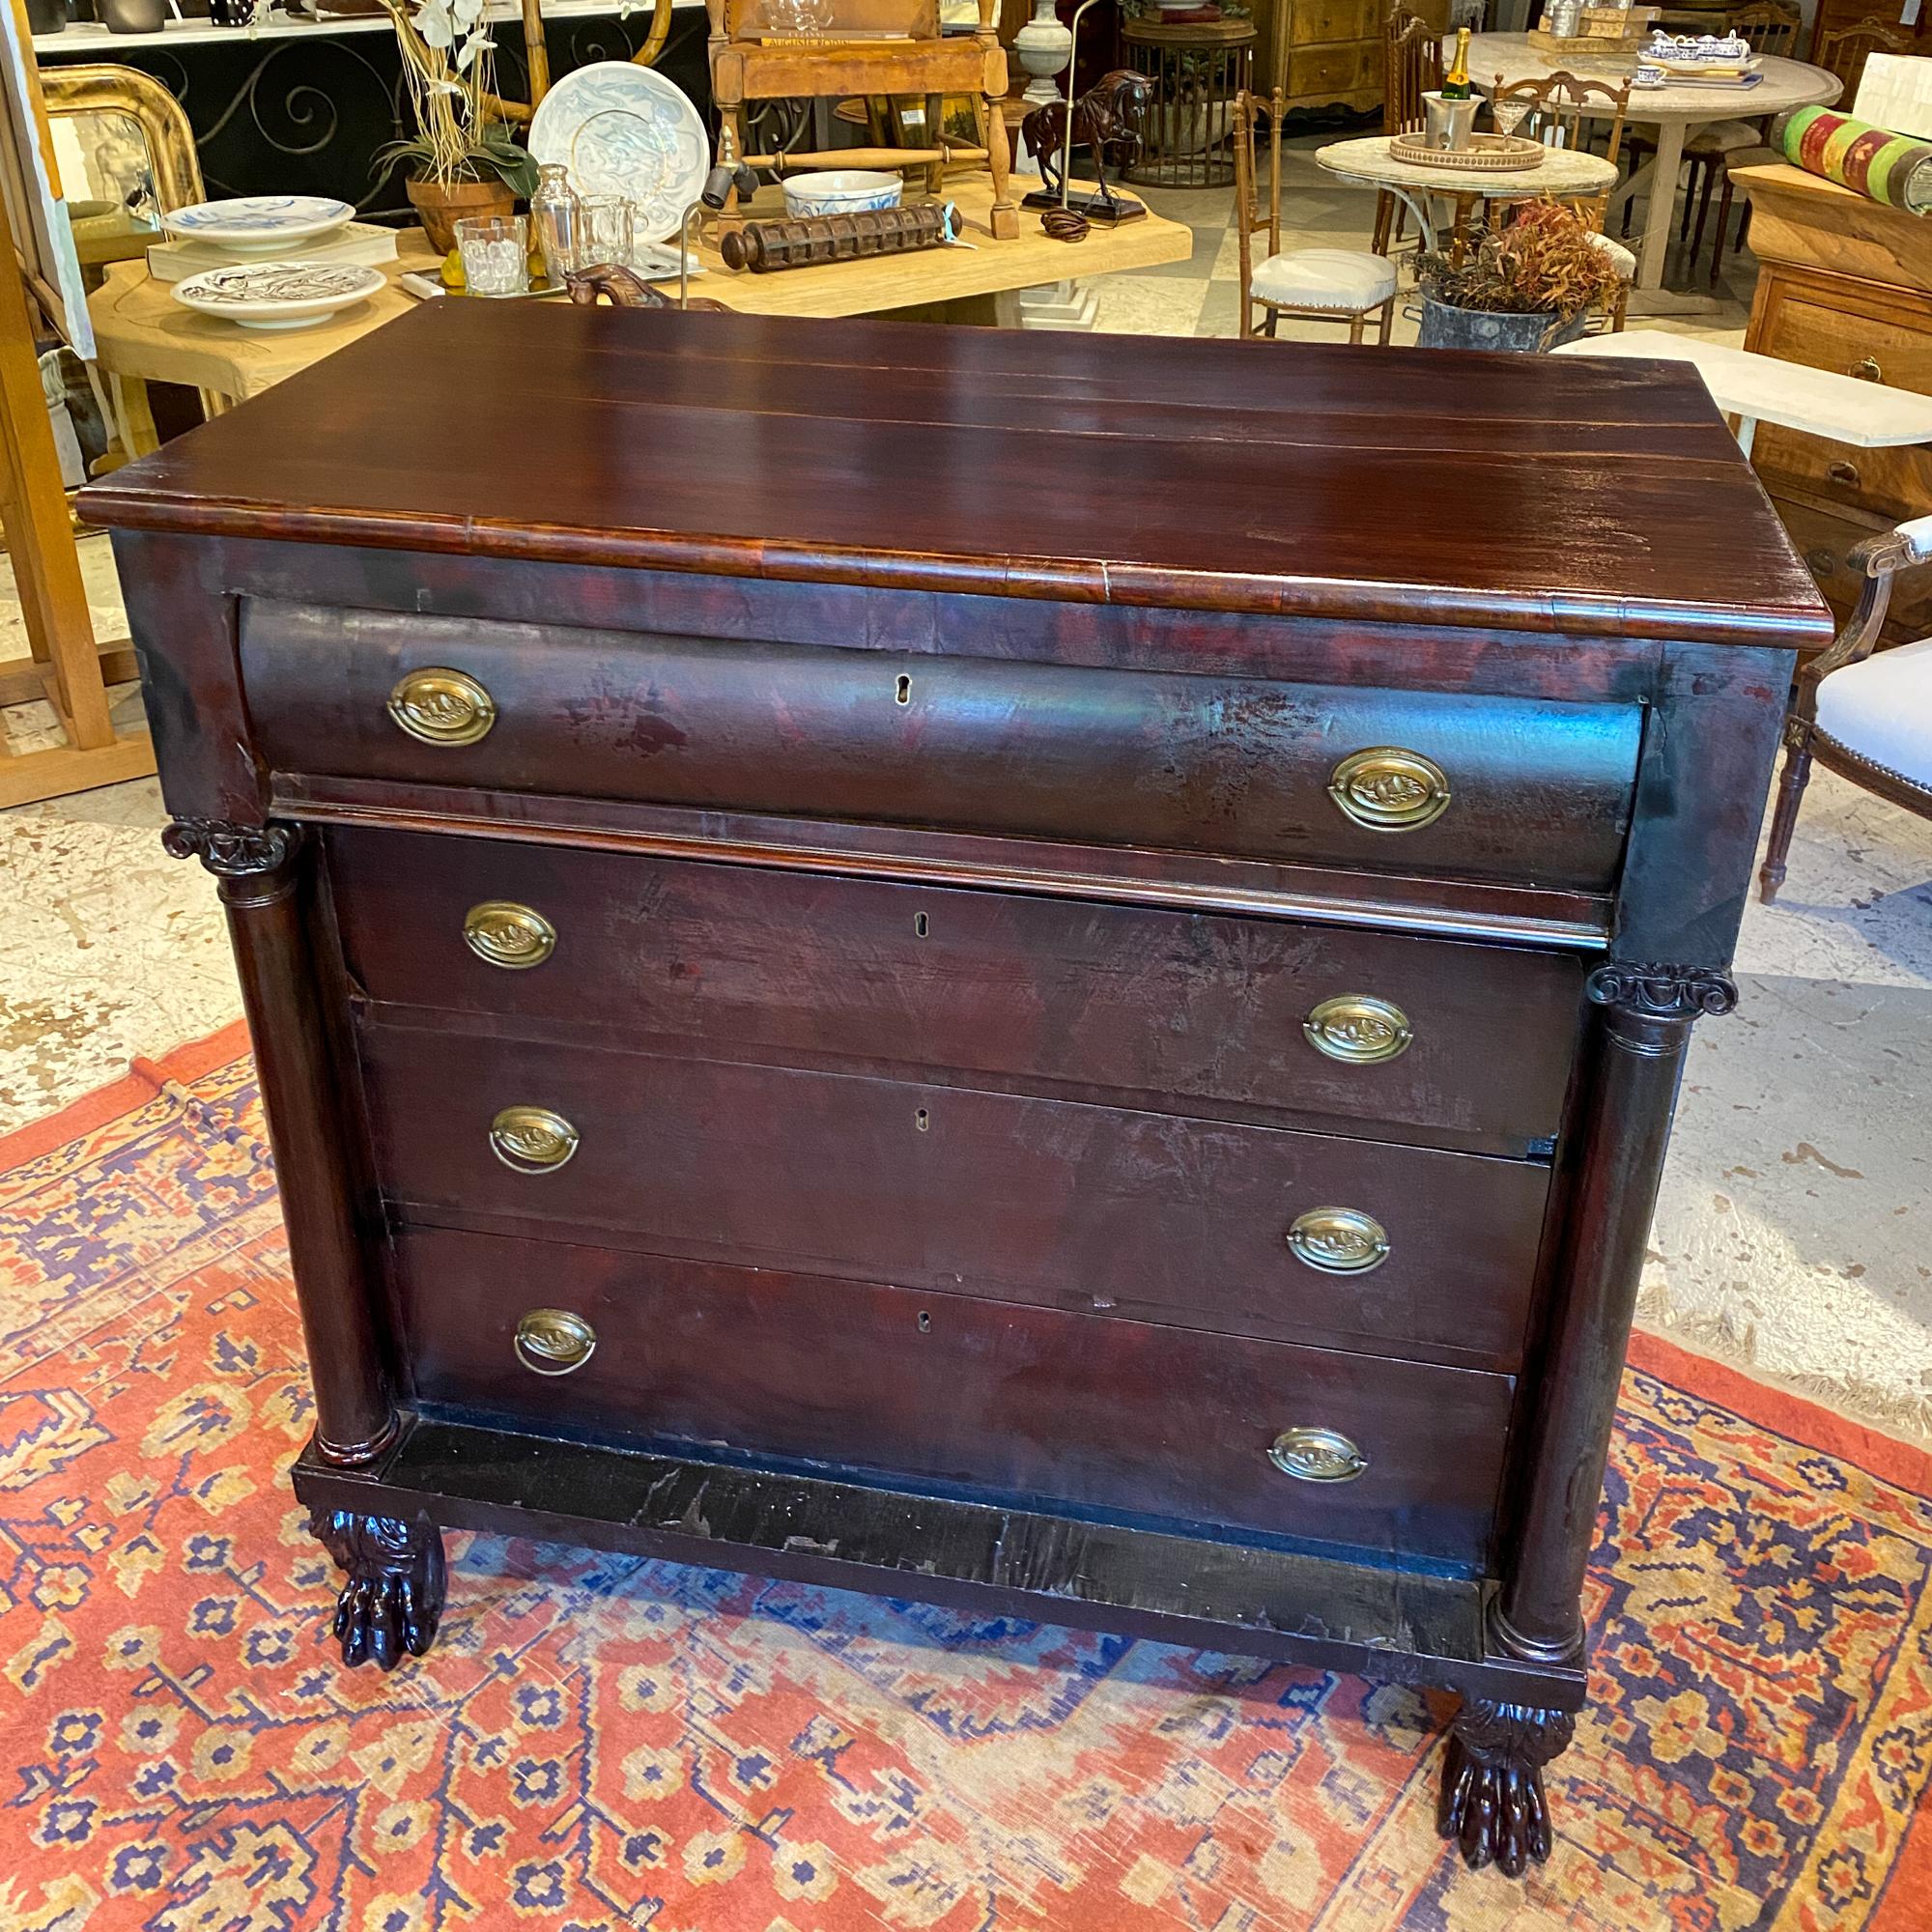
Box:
[1,1025,1928,1932]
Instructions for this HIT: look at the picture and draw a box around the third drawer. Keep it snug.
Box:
[327,826,1587,1157]
[356,1017,1553,1371]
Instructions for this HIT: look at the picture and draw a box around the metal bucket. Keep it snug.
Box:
[1417,298,1585,353]
[1422,92,1479,152]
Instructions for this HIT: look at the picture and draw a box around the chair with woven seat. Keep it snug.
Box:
[1236,88,1396,345]
[1373,6,1440,258]
[1758,514,1932,903]
[707,0,1016,235]
[1492,69,1634,330]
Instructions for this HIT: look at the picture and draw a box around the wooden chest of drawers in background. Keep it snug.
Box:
[1740,160,1932,647]
[82,302,1829,1884]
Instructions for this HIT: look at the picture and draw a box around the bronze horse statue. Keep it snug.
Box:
[1021,69,1153,221]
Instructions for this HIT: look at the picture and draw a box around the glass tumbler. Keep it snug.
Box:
[575,195,635,273]
[454,214,529,297]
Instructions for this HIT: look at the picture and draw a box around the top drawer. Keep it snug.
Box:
[241,602,1642,892]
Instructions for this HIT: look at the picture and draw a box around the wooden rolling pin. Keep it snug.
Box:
[720,203,960,273]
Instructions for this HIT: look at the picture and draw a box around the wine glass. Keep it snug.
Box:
[1491,96,1531,141]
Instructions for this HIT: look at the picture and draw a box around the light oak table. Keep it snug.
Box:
[1460,32,1840,311]
[85,180,1191,430]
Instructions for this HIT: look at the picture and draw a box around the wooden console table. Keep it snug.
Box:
[84,179,1189,424]
[82,306,1829,1883]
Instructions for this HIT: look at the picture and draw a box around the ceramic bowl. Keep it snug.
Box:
[781,171,903,219]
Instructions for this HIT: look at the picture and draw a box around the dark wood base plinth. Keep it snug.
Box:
[292,1414,1585,1710]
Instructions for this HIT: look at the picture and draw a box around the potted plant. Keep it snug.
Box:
[376,0,539,255]
[1415,200,1630,353]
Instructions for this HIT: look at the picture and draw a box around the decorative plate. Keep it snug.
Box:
[527,62,709,244]
[172,260,386,331]
[162,195,355,252]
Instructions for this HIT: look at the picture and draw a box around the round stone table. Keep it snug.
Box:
[1461,32,1840,304]
[1315,133,1618,263]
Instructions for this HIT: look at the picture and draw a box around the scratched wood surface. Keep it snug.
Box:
[83,300,1828,639]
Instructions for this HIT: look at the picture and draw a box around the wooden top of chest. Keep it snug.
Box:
[83,300,1829,648]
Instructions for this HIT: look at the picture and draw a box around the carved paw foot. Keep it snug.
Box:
[1437,1699,1576,1878]
[309,1509,445,1669]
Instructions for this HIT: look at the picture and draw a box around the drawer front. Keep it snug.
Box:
[245,601,1641,891]
[393,1224,1515,1565]
[1290,0,1377,44]
[1755,429,1932,528]
[1289,45,1375,98]
[327,826,1586,1154]
[359,1021,1551,1369]
[1753,294,1932,395]
[1775,496,1932,641]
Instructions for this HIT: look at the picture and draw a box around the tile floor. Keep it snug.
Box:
[4,154,1930,1446]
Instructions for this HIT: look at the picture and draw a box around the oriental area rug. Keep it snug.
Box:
[2,1025,1930,1932]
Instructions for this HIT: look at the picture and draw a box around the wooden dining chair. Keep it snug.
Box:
[1373,6,1440,257]
[1759,514,1932,903]
[1702,7,1899,290]
[1675,1,1802,277]
[1814,12,1915,99]
[1491,70,1633,329]
[1236,89,1397,345]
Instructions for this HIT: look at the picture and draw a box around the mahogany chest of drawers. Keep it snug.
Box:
[83,302,1830,1881]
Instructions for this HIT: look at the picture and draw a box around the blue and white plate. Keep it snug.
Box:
[162,195,356,253]
[527,62,709,244]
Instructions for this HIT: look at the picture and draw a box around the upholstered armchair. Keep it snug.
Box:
[1759,514,1932,902]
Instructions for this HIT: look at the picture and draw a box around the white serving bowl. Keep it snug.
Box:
[781,171,903,219]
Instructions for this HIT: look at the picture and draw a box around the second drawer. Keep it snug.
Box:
[357,1020,1552,1370]
[327,825,1587,1157]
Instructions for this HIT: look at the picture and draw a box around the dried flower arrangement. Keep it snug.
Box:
[1417,199,1629,321]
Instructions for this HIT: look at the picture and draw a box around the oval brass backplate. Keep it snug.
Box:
[1286,1207,1391,1275]
[489,1105,580,1174]
[514,1307,597,1376]
[464,900,556,971]
[1327,747,1451,833]
[1303,994,1413,1065]
[1268,1427,1369,1483]
[386,667,497,748]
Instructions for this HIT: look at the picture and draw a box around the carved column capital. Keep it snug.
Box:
[1586,962,1737,1054]
[1585,963,1738,1020]
[162,818,301,877]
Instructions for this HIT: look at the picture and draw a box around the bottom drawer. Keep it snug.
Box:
[393,1225,1516,1568]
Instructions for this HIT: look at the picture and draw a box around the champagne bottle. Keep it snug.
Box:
[1441,27,1472,99]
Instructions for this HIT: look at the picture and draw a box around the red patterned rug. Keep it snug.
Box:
[3,1022,1930,1932]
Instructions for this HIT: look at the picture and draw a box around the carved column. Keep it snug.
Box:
[1436,966,1738,1875]
[1497,962,1737,1661]
[165,818,397,1463]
